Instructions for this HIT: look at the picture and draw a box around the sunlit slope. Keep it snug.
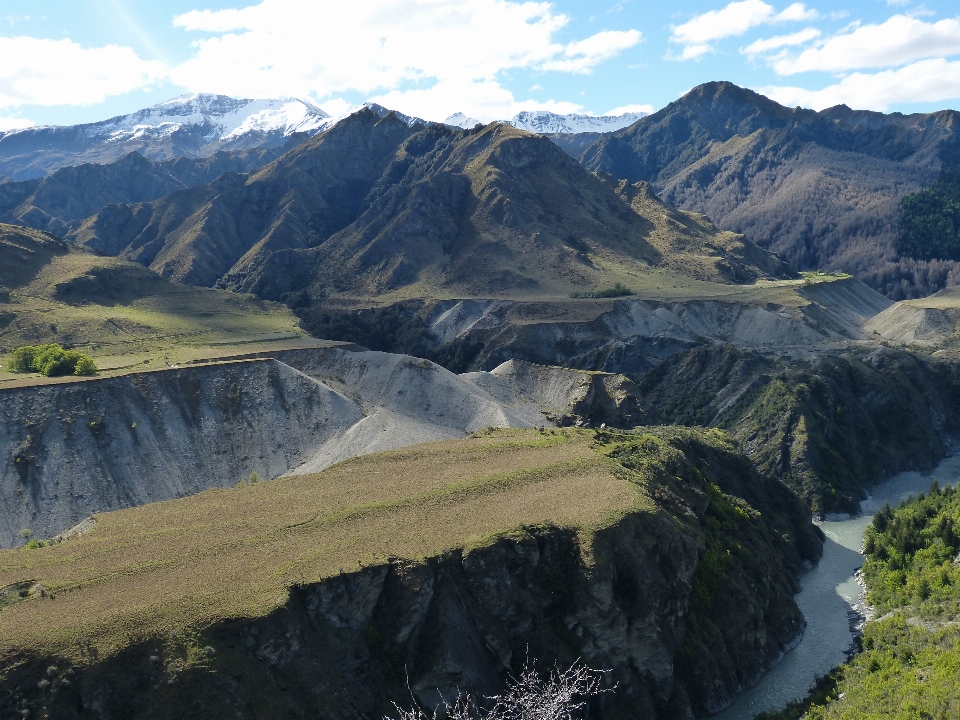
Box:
[0,429,646,660]
[864,286,960,346]
[0,224,312,377]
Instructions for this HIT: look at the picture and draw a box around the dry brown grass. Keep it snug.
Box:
[0,429,649,663]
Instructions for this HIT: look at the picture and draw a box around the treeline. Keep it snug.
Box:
[896,172,960,262]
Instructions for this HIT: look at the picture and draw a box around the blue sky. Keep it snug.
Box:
[1,0,959,130]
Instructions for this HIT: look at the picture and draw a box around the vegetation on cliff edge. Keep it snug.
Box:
[788,483,960,718]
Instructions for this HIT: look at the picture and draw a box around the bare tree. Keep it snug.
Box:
[387,659,609,720]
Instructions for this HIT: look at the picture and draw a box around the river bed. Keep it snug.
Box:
[713,455,960,720]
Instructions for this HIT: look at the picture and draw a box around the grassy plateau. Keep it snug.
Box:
[0,428,654,663]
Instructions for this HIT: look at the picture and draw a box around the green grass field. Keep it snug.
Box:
[0,224,324,385]
[0,428,655,662]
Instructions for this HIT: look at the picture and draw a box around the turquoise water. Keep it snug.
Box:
[712,455,960,719]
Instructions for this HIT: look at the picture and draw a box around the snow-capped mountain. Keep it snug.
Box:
[362,103,427,128]
[444,112,482,129]
[503,110,648,135]
[0,94,334,181]
[93,94,332,144]
[441,109,648,135]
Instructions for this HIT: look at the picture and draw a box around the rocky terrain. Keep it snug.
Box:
[302,275,889,376]
[564,81,960,299]
[0,146,302,237]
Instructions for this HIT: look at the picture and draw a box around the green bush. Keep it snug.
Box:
[5,344,98,376]
[569,283,634,299]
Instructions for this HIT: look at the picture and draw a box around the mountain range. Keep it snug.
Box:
[65,109,786,300]
[0,94,332,181]
[566,81,960,299]
[3,82,960,301]
[445,109,649,134]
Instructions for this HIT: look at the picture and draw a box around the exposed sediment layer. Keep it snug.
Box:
[0,348,641,546]
[418,277,891,374]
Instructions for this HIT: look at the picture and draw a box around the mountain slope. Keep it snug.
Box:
[0,146,298,236]
[69,109,791,301]
[0,223,306,368]
[0,94,331,181]
[576,81,960,299]
[0,427,820,720]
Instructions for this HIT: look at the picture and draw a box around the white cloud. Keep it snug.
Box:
[0,36,166,108]
[671,0,776,46]
[318,97,358,118]
[742,27,820,56]
[541,29,642,73]
[169,0,641,122]
[760,57,960,111]
[773,15,960,75]
[670,1,817,59]
[606,103,654,115]
[775,3,818,22]
[0,116,35,132]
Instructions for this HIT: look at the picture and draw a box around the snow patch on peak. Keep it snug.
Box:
[362,103,426,128]
[503,110,648,135]
[92,94,333,143]
[444,112,482,129]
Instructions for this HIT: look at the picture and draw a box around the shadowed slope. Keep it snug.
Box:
[0,147,299,237]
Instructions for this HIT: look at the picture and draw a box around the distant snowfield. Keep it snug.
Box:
[0,94,650,181]
[445,109,648,133]
[97,95,333,144]
[0,93,648,151]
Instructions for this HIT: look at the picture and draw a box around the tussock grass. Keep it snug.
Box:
[0,429,650,662]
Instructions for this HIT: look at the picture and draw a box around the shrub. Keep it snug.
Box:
[569,283,634,299]
[4,344,98,377]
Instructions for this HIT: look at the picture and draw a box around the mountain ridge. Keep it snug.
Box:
[571,81,960,299]
[443,109,649,134]
[64,108,790,301]
[0,93,333,181]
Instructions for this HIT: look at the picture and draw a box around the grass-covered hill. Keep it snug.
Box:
[0,427,820,719]
[571,81,960,299]
[0,223,308,375]
[0,147,293,237]
[67,108,790,302]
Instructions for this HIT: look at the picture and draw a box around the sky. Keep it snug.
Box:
[1,0,959,131]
